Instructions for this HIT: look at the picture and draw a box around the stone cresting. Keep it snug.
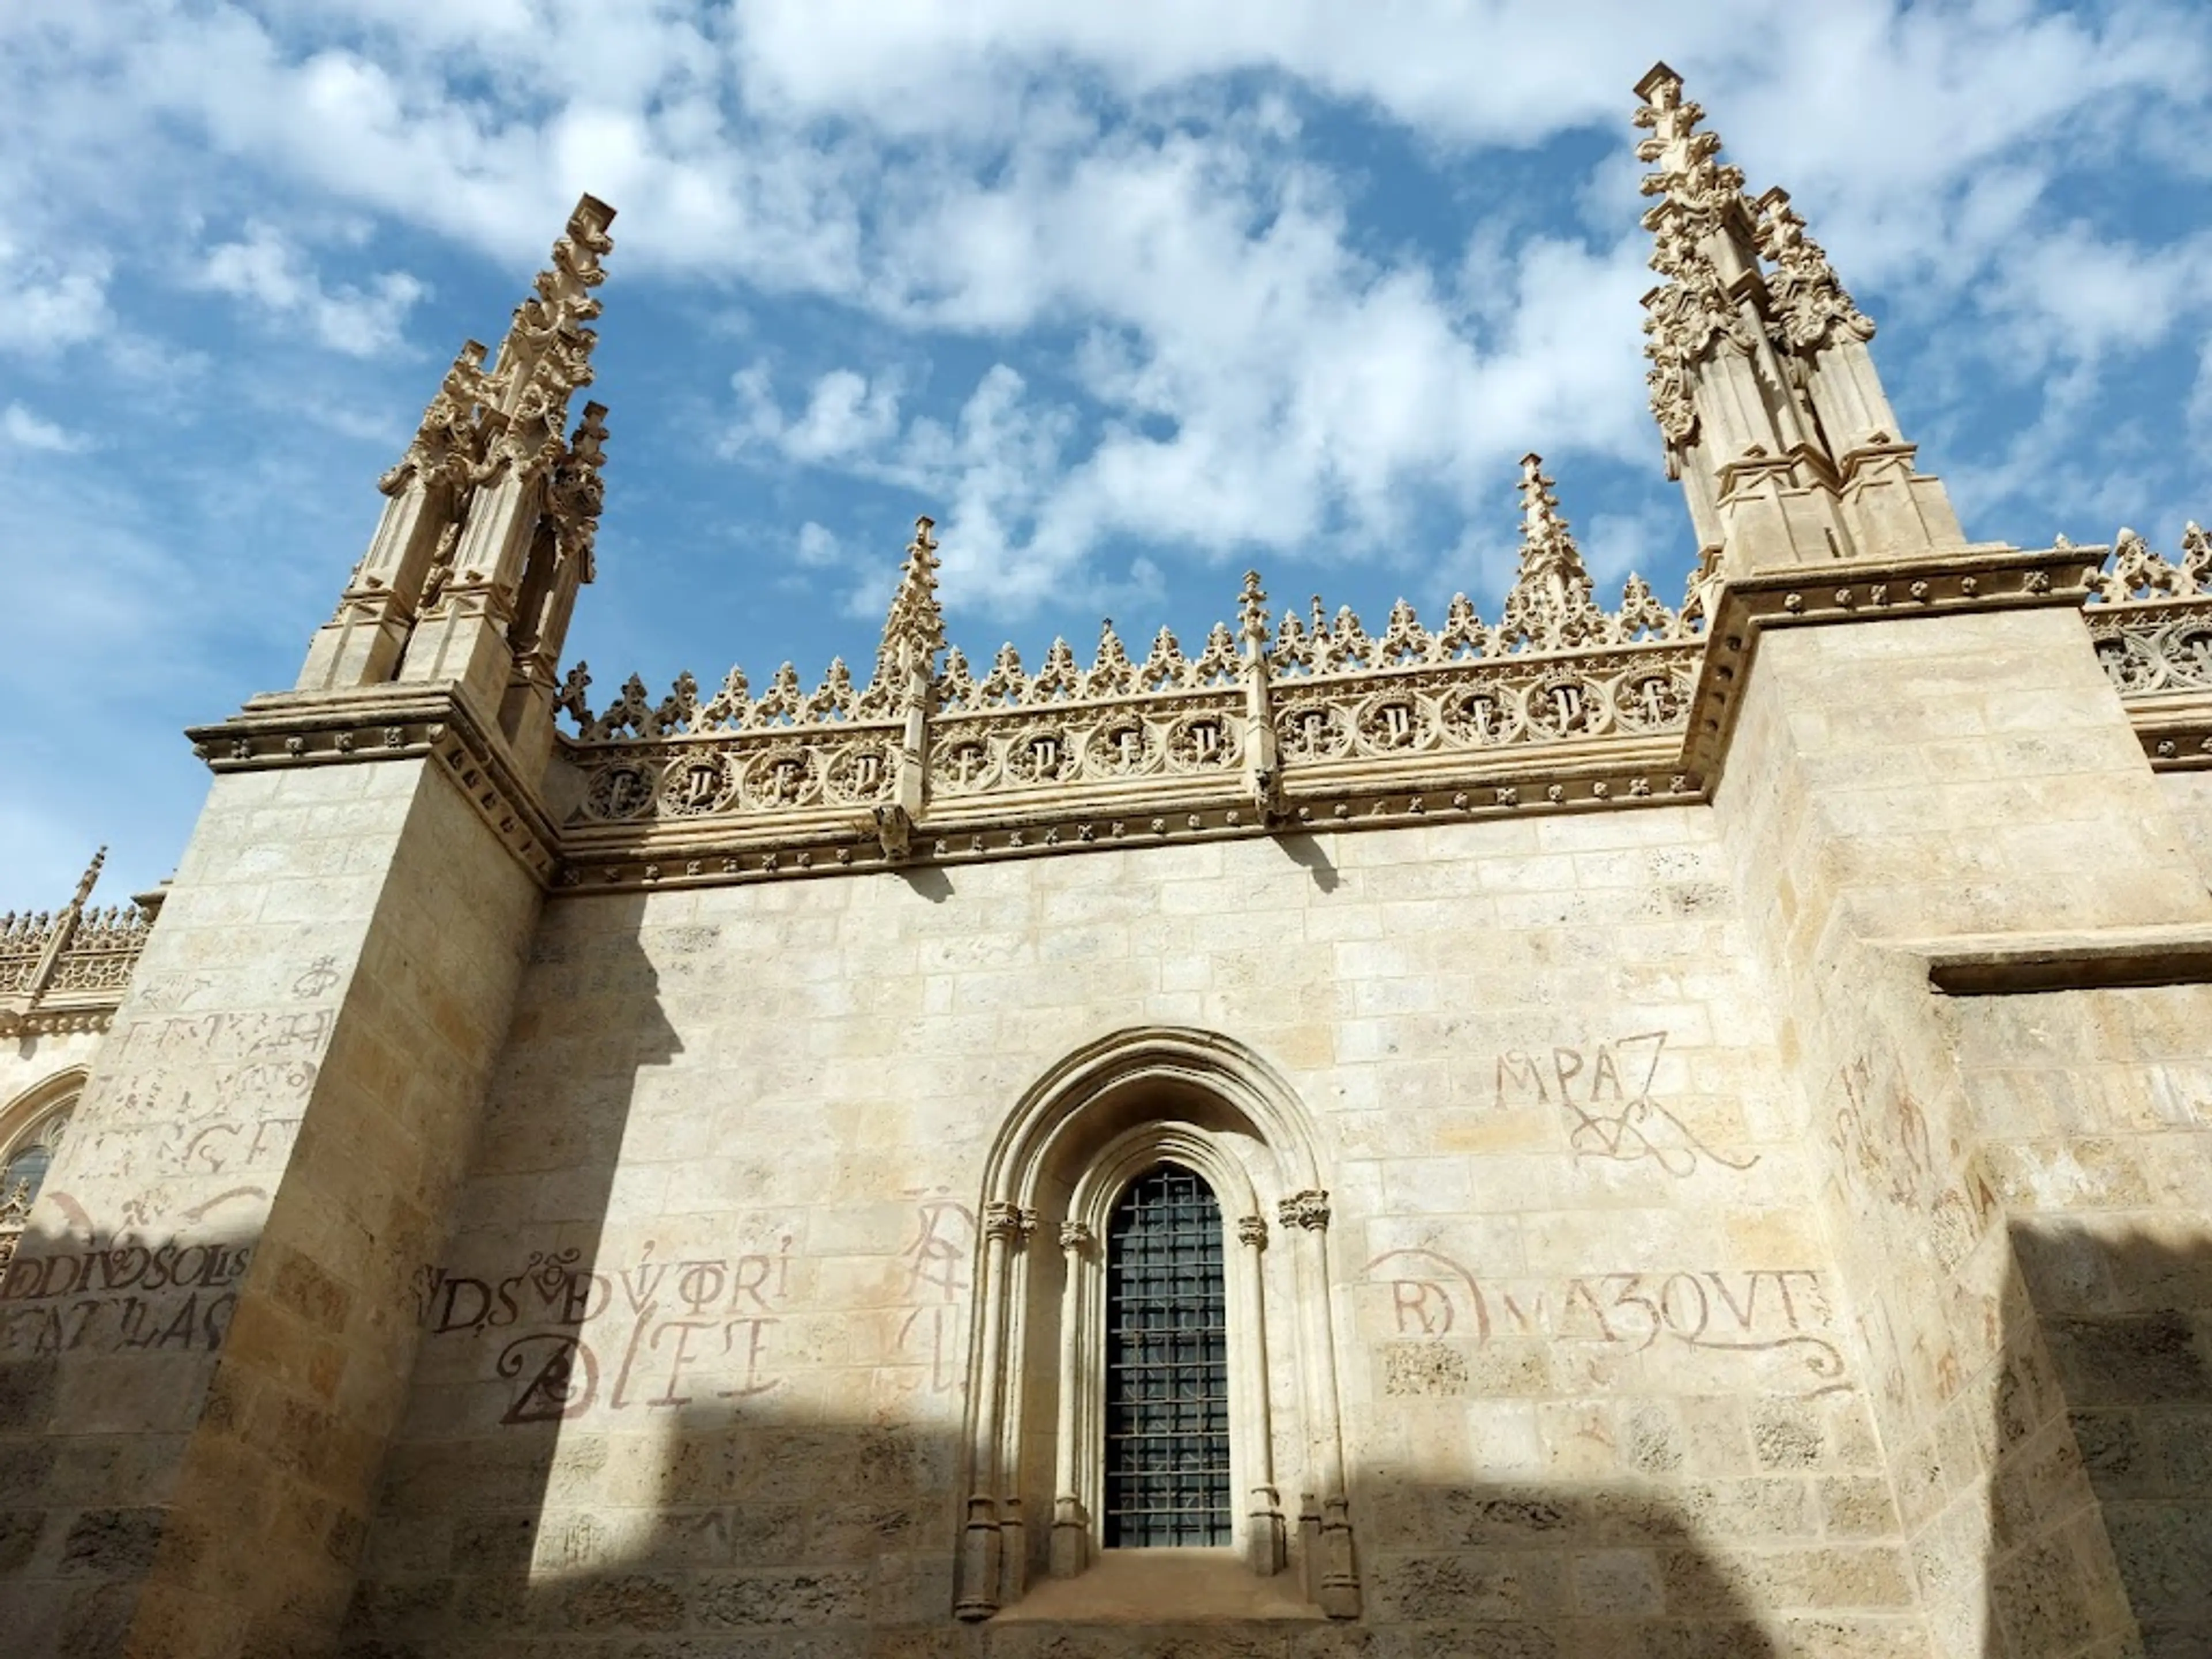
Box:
[2082,523,2212,769]
[555,458,1711,891]
[0,849,154,1036]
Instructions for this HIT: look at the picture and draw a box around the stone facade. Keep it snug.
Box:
[2,62,2209,1659]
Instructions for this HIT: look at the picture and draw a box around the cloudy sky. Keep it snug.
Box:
[3,0,2208,904]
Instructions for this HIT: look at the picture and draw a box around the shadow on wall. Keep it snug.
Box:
[341,1381,1823,1656]
[0,1210,261,1656]
[339,894,690,1654]
[1988,1219,2212,1658]
[324,895,1831,1659]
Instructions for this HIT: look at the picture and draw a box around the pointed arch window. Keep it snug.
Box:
[957,1028,1363,1623]
[0,1101,70,1211]
[1103,1163,1232,1548]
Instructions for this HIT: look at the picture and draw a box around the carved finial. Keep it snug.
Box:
[546,401,610,582]
[1633,67,1755,457]
[1238,570,1269,643]
[1499,455,1607,652]
[555,662,592,728]
[2183,522,2212,589]
[1753,188,1874,352]
[380,340,494,497]
[69,848,106,912]
[478,195,618,478]
[872,516,946,695]
[1633,63,1744,224]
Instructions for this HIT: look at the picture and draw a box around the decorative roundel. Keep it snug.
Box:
[931,734,999,793]
[582,762,656,821]
[1441,685,1513,747]
[1612,669,1691,733]
[824,743,896,803]
[1522,675,1606,740]
[1354,694,1428,753]
[2165,626,2212,689]
[1165,713,1239,771]
[2092,633,2160,695]
[741,744,819,809]
[1088,719,1159,777]
[1275,702,1350,760]
[1004,728,1074,785]
[657,751,738,817]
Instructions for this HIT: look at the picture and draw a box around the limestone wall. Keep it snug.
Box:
[2154,770,2212,893]
[1713,607,2212,1658]
[348,808,1927,1657]
[0,755,541,1658]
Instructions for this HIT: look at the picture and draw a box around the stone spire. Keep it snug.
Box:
[67,847,105,912]
[872,516,946,695]
[1497,455,1608,651]
[1751,185,1964,554]
[1753,188,1873,354]
[868,516,946,849]
[297,195,618,759]
[1632,63,1853,576]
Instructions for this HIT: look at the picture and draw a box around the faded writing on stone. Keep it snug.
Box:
[419,1239,794,1425]
[1495,1029,1757,1176]
[1365,1245,1847,1395]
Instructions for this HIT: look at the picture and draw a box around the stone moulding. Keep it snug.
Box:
[1888,923,2212,997]
[1680,541,2099,785]
[186,687,560,882]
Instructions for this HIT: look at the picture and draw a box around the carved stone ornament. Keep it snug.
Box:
[1277,1190,1331,1231]
[2088,525,2212,604]
[1754,188,1875,354]
[1058,1220,1092,1252]
[1497,455,1611,653]
[983,1202,1036,1241]
[1236,1214,1269,1249]
[0,849,153,1033]
[1633,66,1758,450]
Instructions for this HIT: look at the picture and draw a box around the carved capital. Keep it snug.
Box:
[1058,1220,1092,1253]
[1236,1214,1269,1249]
[983,1202,1036,1243]
[1277,1190,1330,1231]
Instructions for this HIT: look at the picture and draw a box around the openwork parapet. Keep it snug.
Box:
[2084,525,2212,768]
[555,462,1711,887]
[0,851,156,1035]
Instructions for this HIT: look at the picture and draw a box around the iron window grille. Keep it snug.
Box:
[1102,1161,1233,1547]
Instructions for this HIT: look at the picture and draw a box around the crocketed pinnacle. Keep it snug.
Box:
[1753,187,1875,353]
[68,847,107,912]
[380,194,617,497]
[1632,65,1756,454]
[1499,454,1607,652]
[874,516,946,687]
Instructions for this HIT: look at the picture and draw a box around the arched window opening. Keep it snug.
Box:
[1,1105,69,1213]
[1104,1163,1231,1548]
[957,1028,1361,1623]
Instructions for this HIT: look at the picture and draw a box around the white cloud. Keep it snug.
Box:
[7,245,112,356]
[195,221,426,356]
[1,403,91,454]
[727,364,906,464]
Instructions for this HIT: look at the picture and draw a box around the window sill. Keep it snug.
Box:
[993,1549,1325,1623]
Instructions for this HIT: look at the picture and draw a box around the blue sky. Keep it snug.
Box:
[3,0,2209,904]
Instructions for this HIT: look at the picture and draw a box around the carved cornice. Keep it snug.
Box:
[1681,542,2097,783]
[554,748,1700,893]
[185,686,560,885]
